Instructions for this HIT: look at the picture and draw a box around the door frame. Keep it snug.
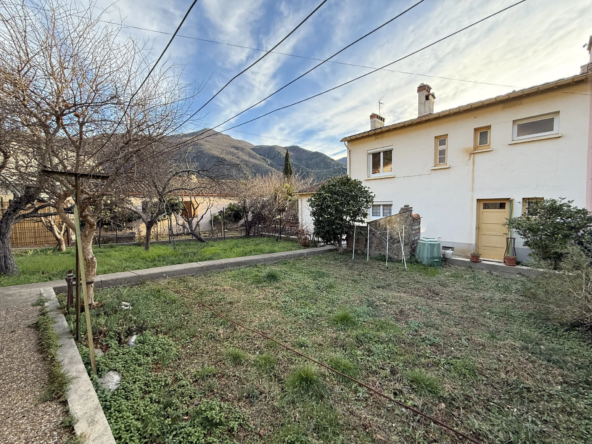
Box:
[475,198,511,259]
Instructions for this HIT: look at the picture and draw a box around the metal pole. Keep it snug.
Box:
[398,229,407,271]
[366,224,370,262]
[386,227,389,267]
[352,225,356,261]
[222,207,225,240]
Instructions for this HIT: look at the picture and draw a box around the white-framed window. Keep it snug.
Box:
[474,126,491,150]
[367,147,393,177]
[434,135,447,166]
[370,203,393,219]
[512,112,559,140]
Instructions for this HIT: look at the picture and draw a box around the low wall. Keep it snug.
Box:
[350,205,421,260]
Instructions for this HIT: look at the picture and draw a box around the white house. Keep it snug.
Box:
[302,38,592,262]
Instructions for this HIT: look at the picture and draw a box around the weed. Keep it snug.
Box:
[35,301,70,402]
[194,366,217,381]
[406,369,442,396]
[264,270,281,283]
[255,353,277,372]
[240,385,260,404]
[285,365,327,401]
[331,309,358,328]
[294,336,312,348]
[327,355,358,379]
[447,357,478,379]
[225,348,248,365]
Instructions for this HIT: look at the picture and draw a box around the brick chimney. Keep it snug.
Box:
[417,83,435,117]
[370,113,385,130]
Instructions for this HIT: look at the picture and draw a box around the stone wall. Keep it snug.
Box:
[349,205,421,261]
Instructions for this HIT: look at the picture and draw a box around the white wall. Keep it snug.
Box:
[298,194,314,233]
[347,81,591,260]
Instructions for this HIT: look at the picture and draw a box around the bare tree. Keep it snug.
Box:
[41,213,69,251]
[0,0,194,300]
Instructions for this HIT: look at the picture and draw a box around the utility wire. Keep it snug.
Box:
[182,0,328,126]
[97,17,515,88]
[175,0,526,149]
[97,0,200,152]
[182,0,424,136]
[159,283,482,443]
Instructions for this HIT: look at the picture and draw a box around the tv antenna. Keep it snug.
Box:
[378,97,384,116]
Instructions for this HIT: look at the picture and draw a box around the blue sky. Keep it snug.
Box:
[95,0,592,158]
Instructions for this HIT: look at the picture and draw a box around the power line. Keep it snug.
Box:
[98,0,200,152]
[189,0,425,137]
[180,0,329,128]
[176,1,526,149]
[98,17,516,88]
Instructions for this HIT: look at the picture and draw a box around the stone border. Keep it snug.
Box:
[446,256,543,277]
[42,287,116,444]
[1,245,337,295]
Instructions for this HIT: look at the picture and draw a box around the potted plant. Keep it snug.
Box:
[504,255,517,266]
[470,252,481,263]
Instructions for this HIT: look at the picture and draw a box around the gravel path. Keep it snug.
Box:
[0,304,71,444]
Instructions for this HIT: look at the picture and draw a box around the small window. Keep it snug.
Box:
[513,113,559,140]
[522,197,543,216]
[370,204,393,219]
[474,126,491,150]
[368,148,393,177]
[483,202,506,210]
[434,135,448,166]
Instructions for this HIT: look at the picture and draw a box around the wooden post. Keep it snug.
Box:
[366,224,370,262]
[222,207,225,240]
[210,210,214,238]
[352,225,356,261]
[386,227,389,267]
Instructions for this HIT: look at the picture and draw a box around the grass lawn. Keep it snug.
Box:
[0,237,301,287]
[71,253,592,443]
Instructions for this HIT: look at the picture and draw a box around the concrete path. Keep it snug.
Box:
[0,291,71,444]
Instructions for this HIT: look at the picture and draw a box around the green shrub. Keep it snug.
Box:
[285,365,327,400]
[507,198,592,268]
[406,369,442,396]
[331,310,358,328]
[225,348,248,365]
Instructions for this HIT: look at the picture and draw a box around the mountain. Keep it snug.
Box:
[173,130,346,182]
[337,157,347,164]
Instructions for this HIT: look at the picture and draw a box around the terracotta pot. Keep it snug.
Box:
[504,255,517,266]
[470,254,481,263]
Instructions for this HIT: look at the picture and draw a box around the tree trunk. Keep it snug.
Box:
[42,217,67,252]
[188,230,206,242]
[57,199,97,304]
[144,221,154,251]
[0,187,39,275]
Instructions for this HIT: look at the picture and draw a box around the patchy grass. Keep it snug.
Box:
[72,253,592,443]
[0,237,301,287]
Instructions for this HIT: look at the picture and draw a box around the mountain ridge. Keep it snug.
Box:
[172,129,346,182]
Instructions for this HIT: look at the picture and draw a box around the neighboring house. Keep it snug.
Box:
[337,39,592,261]
[296,180,330,234]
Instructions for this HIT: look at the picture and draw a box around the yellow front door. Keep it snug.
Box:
[476,199,510,260]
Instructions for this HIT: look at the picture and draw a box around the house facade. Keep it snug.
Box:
[338,44,592,261]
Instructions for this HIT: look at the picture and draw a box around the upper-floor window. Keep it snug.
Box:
[474,126,491,151]
[368,147,393,177]
[513,113,559,140]
[434,135,447,166]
